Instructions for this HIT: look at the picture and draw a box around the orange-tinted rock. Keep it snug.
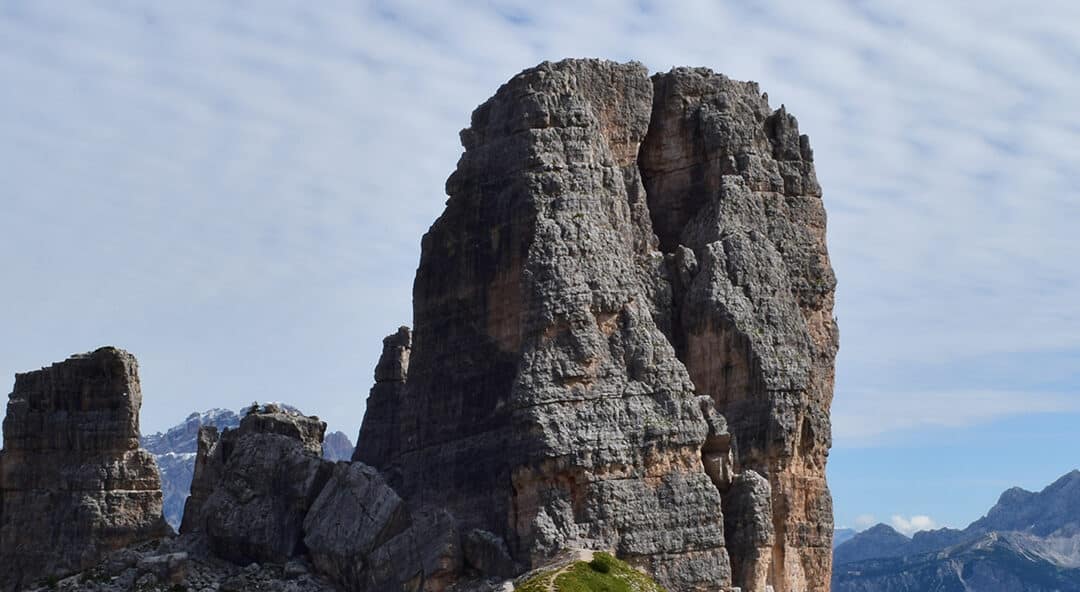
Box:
[642,68,839,592]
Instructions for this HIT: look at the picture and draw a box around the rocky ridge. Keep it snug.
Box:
[833,470,1080,591]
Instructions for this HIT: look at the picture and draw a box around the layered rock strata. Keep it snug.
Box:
[356,58,838,592]
[0,347,169,591]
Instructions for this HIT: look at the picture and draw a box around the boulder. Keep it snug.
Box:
[180,408,332,565]
[303,462,461,591]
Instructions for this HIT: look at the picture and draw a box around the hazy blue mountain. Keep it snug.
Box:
[322,429,355,461]
[833,470,1080,592]
[142,408,242,529]
[834,524,912,565]
[835,528,857,548]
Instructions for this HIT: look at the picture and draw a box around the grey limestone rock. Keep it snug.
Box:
[463,529,519,579]
[641,66,839,592]
[303,461,462,592]
[0,347,169,591]
[357,58,838,592]
[724,471,775,592]
[180,408,333,565]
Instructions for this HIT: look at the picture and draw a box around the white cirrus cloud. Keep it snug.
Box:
[891,515,938,536]
[0,1,1077,442]
[832,390,1080,446]
[855,514,878,530]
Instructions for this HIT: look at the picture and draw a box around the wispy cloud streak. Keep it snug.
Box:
[0,1,1077,446]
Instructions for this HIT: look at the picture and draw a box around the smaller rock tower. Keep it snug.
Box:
[0,347,169,591]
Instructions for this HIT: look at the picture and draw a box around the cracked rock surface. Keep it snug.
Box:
[358,58,838,592]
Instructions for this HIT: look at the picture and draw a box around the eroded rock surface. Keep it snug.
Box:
[0,347,169,591]
[724,470,775,592]
[641,68,838,592]
[180,406,332,564]
[302,461,462,592]
[356,58,838,592]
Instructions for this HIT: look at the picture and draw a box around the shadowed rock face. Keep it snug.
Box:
[356,58,838,592]
[353,327,410,471]
[0,347,168,591]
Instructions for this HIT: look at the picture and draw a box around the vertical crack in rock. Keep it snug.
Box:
[0,347,169,591]
[640,67,839,592]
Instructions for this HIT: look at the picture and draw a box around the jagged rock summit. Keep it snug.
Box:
[0,347,169,591]
[357,58,838,592]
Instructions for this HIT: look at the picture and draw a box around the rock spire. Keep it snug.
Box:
[356,58,838,592]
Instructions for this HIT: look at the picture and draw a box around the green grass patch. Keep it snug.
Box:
[515,570,556,592]
[513,552,665,592]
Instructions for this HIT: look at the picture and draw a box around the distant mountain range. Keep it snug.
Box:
[141,406,355,529]
[835,527,857,548]
[833,470,1080,591]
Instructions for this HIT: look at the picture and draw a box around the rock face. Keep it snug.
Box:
[144,406,355,530]
[180,405,332,564]
[302,462,461,592]
[183,405,461,592]
[356,58,838,592]
[353,326,410,472]
[724,471,775,592]
[641,67,839,592]
[0,347,169,591]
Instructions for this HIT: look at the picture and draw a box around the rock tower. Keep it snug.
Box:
[0,347,168,591]
[356,58,838,592]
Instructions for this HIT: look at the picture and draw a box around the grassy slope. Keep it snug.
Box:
[514,552,666,592]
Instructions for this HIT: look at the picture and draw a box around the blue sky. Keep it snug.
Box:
[1,1,1078,534]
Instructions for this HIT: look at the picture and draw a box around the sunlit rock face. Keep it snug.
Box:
[641,67,839,592]
[356,58,838,592]
[0,347,169,591]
